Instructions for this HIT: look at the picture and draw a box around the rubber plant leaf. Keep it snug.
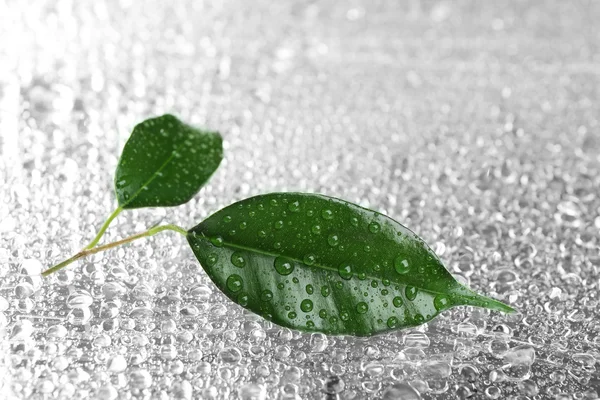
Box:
[115,114,223,209]
[187,193,514,336]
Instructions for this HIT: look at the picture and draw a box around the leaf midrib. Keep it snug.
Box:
[191,232,457,300]
[119,142,181,208]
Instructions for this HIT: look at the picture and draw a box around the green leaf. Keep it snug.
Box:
[115,114,223,209]
[187,192,514,336]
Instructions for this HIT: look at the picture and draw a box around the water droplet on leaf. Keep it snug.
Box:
[274,257,295,276]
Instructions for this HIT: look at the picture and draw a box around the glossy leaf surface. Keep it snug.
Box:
[115,114,223,209]
[187,193,514,336]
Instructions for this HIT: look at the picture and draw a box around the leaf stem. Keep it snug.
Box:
[42,224,187,277]
[83,207,123,250]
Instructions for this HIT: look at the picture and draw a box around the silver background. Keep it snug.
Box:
[1,1,599,399]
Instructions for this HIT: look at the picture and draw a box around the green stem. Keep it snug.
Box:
[83,207,124,250]
[42,224,187,277]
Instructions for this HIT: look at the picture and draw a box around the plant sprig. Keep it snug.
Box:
[45,114,514,336]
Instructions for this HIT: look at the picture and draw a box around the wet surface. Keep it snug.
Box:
[1,1,599,399]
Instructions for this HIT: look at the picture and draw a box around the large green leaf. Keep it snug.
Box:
[115,114,223,209]
[187,193,513,336]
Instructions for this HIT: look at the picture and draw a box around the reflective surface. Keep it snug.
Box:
[1,1,599,399]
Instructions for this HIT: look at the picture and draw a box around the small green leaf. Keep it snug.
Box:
[115,114,223,209]
[187,193,514,336]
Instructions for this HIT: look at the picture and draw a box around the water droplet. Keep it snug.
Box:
[210,236,224,247]
[311,225,321,234]
[258,230,267,238]
[356,302,368,314]
[321,286,331,297]
[319,309,327,318]
[382,383,421,400]
[260,290,273,302]
[222,215,232,223]
[394,257,410,274]
[387,316,399,328]
[226,275,243,292]
[303,254,316,265]
[405,286,418,301]
[219,347,242,363]
[129,370,153,389]
[230,252,246,268]
[433,294,450,311]
[288,311,297,319]
[107,355,128,373]
[300,299,313,312]
[274,257,295,275]
[393,297,404,308]
[368,222,381,233]
[67,307,92,325]
[206,253,218,267]
[274,220,284,230]
[350,217,359,227]
[404,332,430,348]
[324,376,345,394]
[239,221,247,230]
[306,284,314,295]
[238,293,249,307]
[288,201,300,212]
[339,311,350,321]
[338,263,353,280]
[327,234,339,247]
[321,209,334,220]
[66,291,93,308]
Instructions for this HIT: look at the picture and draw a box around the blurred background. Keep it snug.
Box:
[1,1,599,399]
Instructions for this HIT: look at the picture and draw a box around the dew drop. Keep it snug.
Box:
[387,316,399,328]
[274,257,295,276]
[206,253,218,267]
[368,222,381,233]
[338,263,353,280]
[303,254,316,266]
[274,220,284,230]
[356,302,369,314]
[319,309,327,318]
[321,209,334,220]
[394,257,410,274]
[405,286,418,301]
[306,284,314,295]
[339,311,350,321]
[327,234,339,247]
[237,293,249,307]
[393,297,404,308]
[300,299,314,312]
[434,294,451,311]
[226,275,243,293]
[260,290,273,302]
[222,215,232,223]
[230,252,246,268]
[350,217,359,227]
[210,236,224,247]
[311,225,322,234]
[288,311,297,319]
[321,286,331,297]
[258,230,267,238]
[288,201,300,212]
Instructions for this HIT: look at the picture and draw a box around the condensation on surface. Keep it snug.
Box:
[1,1,599,399]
